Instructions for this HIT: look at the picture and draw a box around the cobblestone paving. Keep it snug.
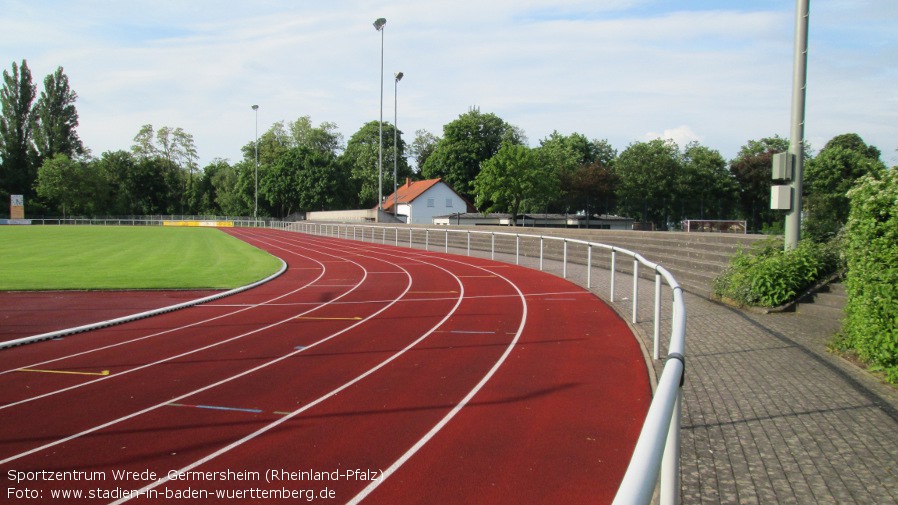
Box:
[604,276,898,504]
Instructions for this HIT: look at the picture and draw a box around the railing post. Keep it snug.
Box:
[539,237,544,271]
[632,260,639,324]
[445,230,449,253]
[654,273,662,360]
[425,230,429,251]
[587,245,593,289]
[467,231,471,256]
[515,235,520,265]
[491,233,495,260]
[563,240,568,279]
[610,250,616,302]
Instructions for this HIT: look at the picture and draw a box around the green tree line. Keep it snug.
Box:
[2,60,893,235]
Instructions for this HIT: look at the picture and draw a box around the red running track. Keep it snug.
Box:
[0,228,650,504]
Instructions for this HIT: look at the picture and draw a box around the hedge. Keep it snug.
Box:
[836,169,898,384]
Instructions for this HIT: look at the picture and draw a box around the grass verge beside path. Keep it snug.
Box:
[0,226,281,291]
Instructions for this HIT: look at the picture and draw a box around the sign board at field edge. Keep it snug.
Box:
[10,194,24,219]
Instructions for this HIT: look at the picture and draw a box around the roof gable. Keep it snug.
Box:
[382,178,447,211]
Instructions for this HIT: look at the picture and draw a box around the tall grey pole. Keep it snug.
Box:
[394,72,403,217]
[252,104,259,220]
[785,0,809,250]
[374,18,386,215]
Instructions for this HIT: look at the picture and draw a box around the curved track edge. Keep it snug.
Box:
[0,258,288,350]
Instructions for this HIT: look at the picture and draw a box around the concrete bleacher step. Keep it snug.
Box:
[796,281,847,321]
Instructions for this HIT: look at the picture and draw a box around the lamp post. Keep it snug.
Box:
[393,71,403,218]
[374,18,386,216]
[252,104,259,220]
[784,0,809,250]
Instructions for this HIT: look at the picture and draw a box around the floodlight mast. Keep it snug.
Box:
[374,18,386,217]
[393,72,403,217]
[785,0,809,250]
[252,104,259,220]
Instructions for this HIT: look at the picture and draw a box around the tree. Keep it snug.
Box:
[131,124,157,160]
[35,154,79,217]
[729,136,791,232]
[130,124,200,213]
[562,160,618,217]
[474,144,558,223]
[421,109,522,201]
[614,139,682,229]
[538,131,616,213]
[208,160,248,216]
[822,133,881,160]
[0,60,37,201]
[31,67,84,164]
[679,142,737,221]
[289,116,343,155]
[93,150,137,215]
[36,154,107,216]
[341,120,410,208]
[804,134,886,240]
[409,129,439,173]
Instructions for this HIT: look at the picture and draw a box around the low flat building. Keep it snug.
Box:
[433,213,634,230]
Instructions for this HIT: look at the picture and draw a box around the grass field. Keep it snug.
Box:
[0,226,282,291]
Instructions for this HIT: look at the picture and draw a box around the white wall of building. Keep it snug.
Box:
[407,183,466,225]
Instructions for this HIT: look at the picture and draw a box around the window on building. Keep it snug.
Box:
[427,198,435,208]
[446,198,453,208]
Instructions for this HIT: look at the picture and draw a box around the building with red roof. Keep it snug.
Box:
[381,178,475,224]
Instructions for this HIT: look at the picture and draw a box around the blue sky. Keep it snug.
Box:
[2,0,896,167]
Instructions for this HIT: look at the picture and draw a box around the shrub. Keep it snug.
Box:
[835,169,898,384]
[714,238,841,308]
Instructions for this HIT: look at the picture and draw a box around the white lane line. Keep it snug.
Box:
[1,259,408,466]
[108,256,466,504]
[346,254,529,504]
[0,230,378,410]
[0,246,325,378]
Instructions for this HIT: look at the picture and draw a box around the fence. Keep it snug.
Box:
[273,221,687,505]
[25,217,268,227]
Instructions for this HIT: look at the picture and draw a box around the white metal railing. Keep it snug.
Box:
[273,221,687,504]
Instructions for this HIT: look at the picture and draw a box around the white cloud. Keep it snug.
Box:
[643,126,704,148]
[3,0,896,167]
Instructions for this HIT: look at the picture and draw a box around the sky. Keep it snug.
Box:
[2,0,896,168]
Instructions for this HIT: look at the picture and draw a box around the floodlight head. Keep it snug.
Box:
[374,18,386,31]
[395,72,404,82]
[252,105,259,111]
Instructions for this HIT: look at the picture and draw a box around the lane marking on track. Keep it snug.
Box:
[348,254,529,504]
[457,275,497,278]
[166,403,295,416]
[294,316,362,321]
[409,291,459,294]
[436,330,496,334]
[107,242,467,505]
[166,403,263,414]
[2,232,425,468]
[16,368,110,376]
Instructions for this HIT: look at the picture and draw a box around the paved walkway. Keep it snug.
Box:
[668,292,898,504]
[595,272,898,504]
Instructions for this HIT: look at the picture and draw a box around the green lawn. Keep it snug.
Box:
[0,226,281,291]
